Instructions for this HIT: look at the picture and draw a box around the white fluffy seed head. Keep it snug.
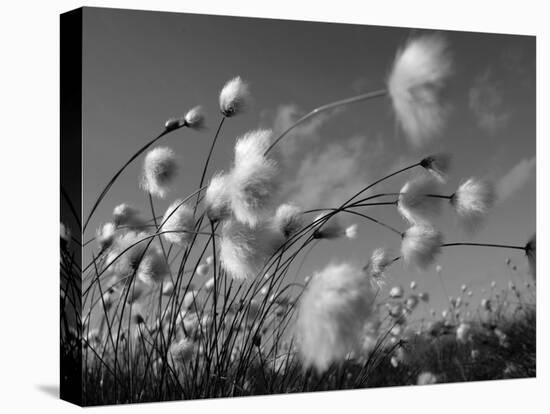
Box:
[401,224,442,270]
[229,130,279,227]
[417,372,438,385]
[365,248,394,288]
[196,264,209,277]
[183,105,205,129]
[140,147,179,198]
[273,203,303,238]
[97,222,117,250]
[219,76,250,117]
[182,290,198,311]
[398,175,443,224]
[456,322,471,343]
[161,199,194,246]
[204,277,215,292]
[219,219,284,281]
[387,34,452,146]
[162,281,174,296]
[205,172,232,222]
[345,224,358,239]
[137,250,169,285]
[452,178,495,233]
[113,204,145,228]
[296,262,376,374]
[389,285,404,299]
[406,294,419,310]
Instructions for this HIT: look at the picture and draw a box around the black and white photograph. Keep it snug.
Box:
[57,6,538,406]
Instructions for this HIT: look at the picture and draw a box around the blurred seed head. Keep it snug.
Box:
[161,199,195,246]
[273,203,303,238]
[229,130,280,227]
[219,219,283,281]
[97,222,117,250]
[296,262,376,374]
[140,147,179,199]
[398,175,443,224]
[205,172,232,222]
[387,34,452,146]
[417,371,438,385]
[401,224,442,270]
[196,263,209,277]
[365,248,394,287]
[389,285,404,299]
[113,204,145,229]
[137,251,169,285]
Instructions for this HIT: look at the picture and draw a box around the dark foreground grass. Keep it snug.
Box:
[69,305,535,406]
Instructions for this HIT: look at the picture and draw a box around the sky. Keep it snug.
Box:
[81,7,536,320]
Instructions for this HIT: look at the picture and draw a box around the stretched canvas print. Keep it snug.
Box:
[60,6,536,406]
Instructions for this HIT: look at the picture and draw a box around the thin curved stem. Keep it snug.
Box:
[341,162,420,208]
[83,128,173,233]
[343,209,403,236]
[264,88,387,155]
[442,242,526,251]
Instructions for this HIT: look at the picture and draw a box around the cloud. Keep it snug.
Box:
[496,156,536,202]
[260,103,341,159]
[281,135,383,209]
[468,69,510,134]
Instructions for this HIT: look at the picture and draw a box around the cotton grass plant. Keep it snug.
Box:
[62,33,535,404]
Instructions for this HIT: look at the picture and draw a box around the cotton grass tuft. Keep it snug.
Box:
[113,204,145,228]
[219,76,250,117]
[398,175,443,224]
[205,172,231,222]
[401,224,442,269]
[273,203,303,238]
[140,147,179,198]
[451,177,495,233]
[137,250,169,285]
[161,199,194,246]
[388,34,452,146]
[183,105,206,129]
[229,129,279,227]
[97,222,117,250]
[219,219,284,281]
[365,248,393,287]
[296,262,376,373]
